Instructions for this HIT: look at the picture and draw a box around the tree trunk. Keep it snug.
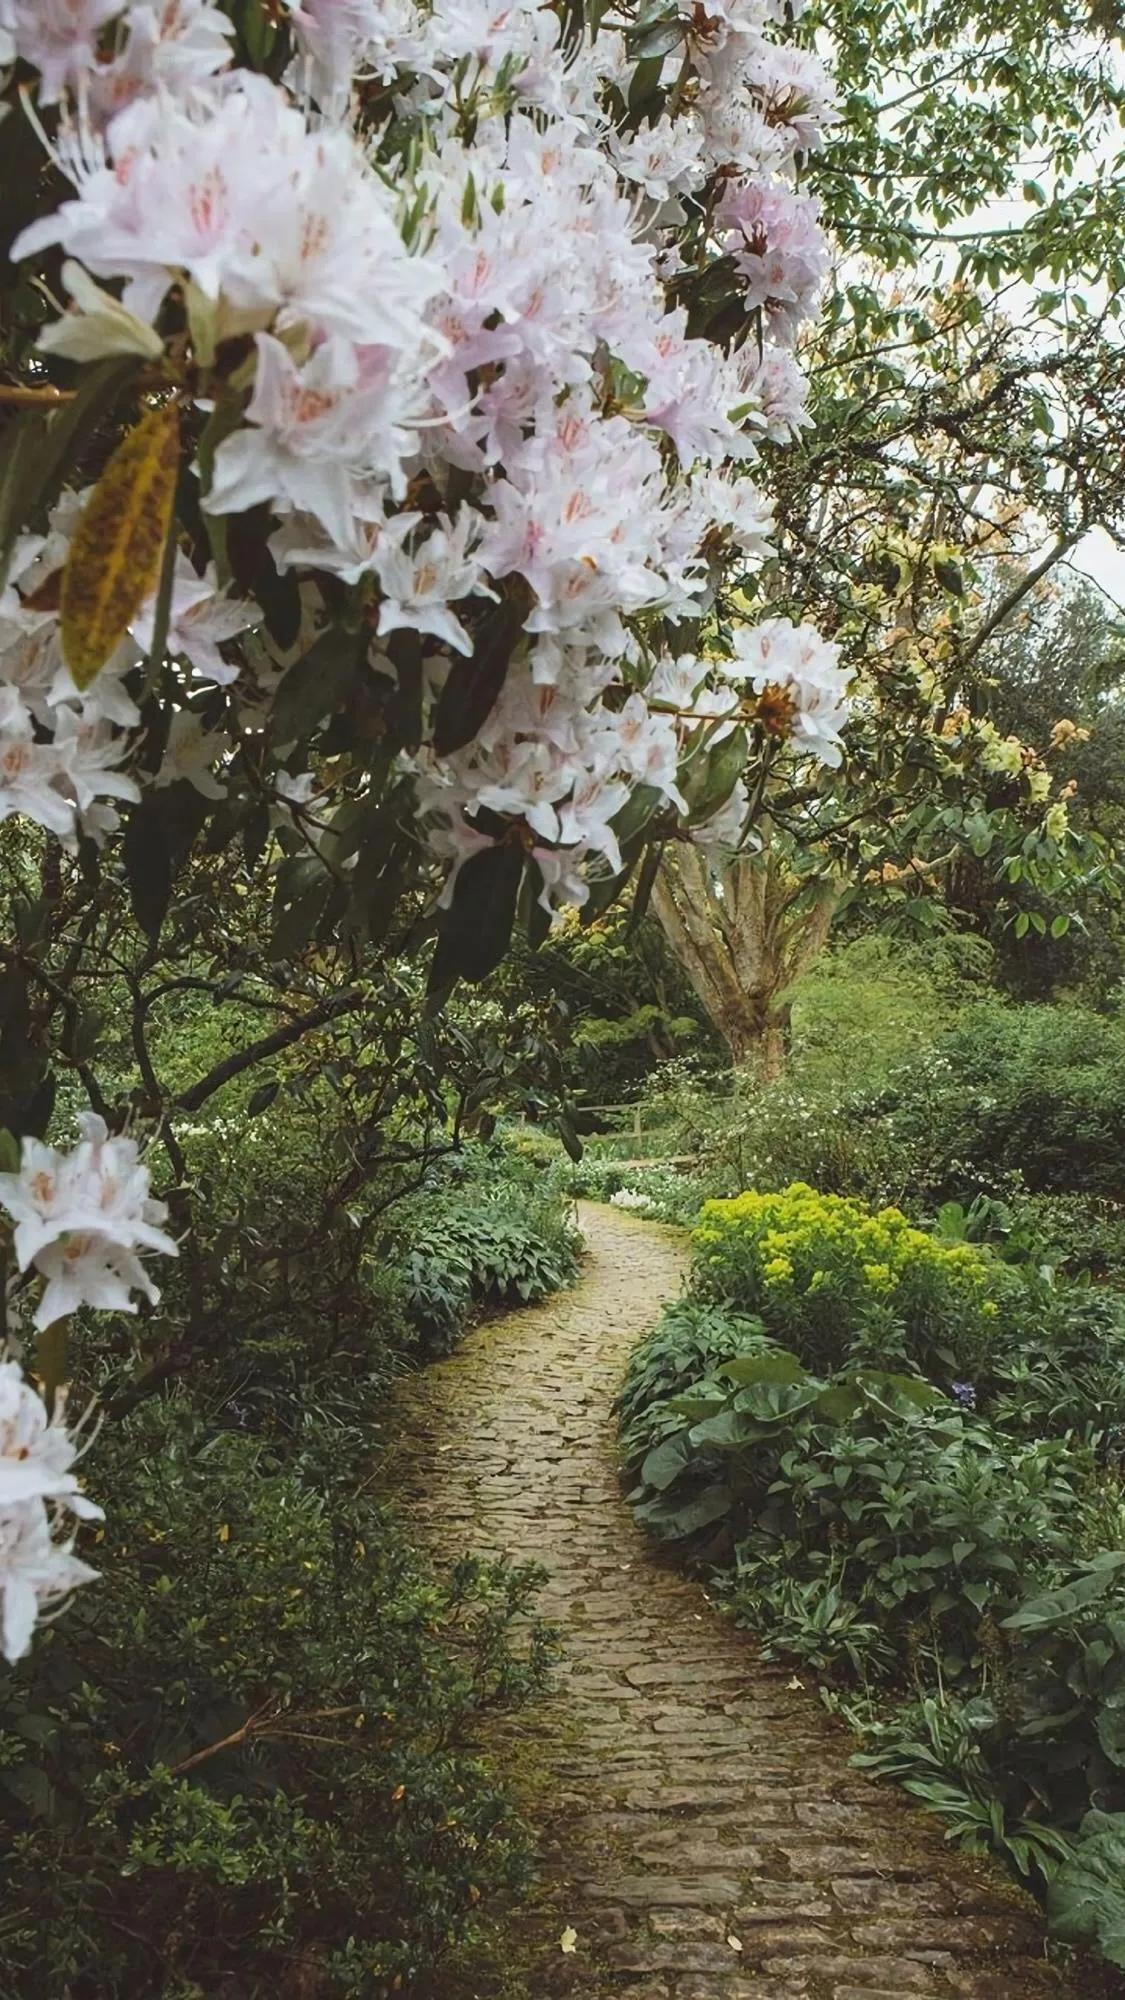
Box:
[650,842,839,1080]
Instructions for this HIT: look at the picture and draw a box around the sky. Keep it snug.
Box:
[1071,528,1125,614]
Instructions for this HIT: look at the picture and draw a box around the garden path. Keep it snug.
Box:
[396,1202,1081,2000]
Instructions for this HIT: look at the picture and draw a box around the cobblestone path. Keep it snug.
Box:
[397,1203,1082,2000]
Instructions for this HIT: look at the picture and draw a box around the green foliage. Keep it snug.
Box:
[901,1003,1125,1201]
[988,1288,1125,1443]
[615,1298,776,1466]
[691,1183,1006,1380]
[395,1150,580,1352]
[1049,1813,1125,1969]
[619,1179,1125,1943]
[0,1391,550,1997]
[545,1148,706,1226]
[0,1119,577,1996]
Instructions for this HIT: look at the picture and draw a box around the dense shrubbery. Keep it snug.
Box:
[619,1185,1125,1959]
[545,1149,705,1227]
[0,1122,575,1998]
[396,1151,580,1352]
[691,1184,1008,1380]
[3,1399,549,1998]
[616,941,1125,1287]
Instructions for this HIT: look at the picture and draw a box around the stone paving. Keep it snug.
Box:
[395,1202,1085,2000]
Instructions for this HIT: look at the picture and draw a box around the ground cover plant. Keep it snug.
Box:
[620,1184,1125,1969]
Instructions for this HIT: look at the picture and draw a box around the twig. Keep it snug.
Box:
[0,384,76,406]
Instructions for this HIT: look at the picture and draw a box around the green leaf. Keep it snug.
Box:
[718,1351,809,1387]
[557,1106,583,1164]
[1048,1813,1125,1968]
[428,839,524,994]
[665,1482,733,1535]
[123,796,172,941]
[639,1431,694,1491]
[1002,1554,1125,1634]
[683,727,749,826]
[431,597,525,756]
[273,626,363,744]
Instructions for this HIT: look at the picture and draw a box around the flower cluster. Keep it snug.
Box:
[0,1360,101,1662]
[6,0,843,902]
[0,1114,178,1330]
[0,1118,176,1655]
[0,490,255,841]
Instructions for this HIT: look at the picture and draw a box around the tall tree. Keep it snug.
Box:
[648,0,1125,1072]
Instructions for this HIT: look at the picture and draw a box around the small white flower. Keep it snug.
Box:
[0,1361,102,1519]
[0,1114,177,1331]
[155,711,229,799]
[0,1499,98,1662]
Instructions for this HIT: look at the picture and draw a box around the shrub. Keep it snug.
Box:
[915,1003,1125,1200]
[988,1287,1125,1444]
[0,1395,550,1999]
[616,1298,776,1467]
[391,1149,581,1353]
[691,1183,1007,1381]
[620,1320,1125,1894]
[1014,1193,1125,1284]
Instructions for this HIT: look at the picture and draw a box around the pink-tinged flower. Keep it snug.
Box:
[15,76,443,352]
[481,407,669,641]
[690,470,775,556]
[0,1363,102,1519]
[88,0,234,120]
[0,688,76,843]
[0,0,124,103]
[616,311,751,469]
[374,512,495,657]
[0,1114,177,1330]
[284,0,393,102]
[725,617,851,767]
[270,490,419,586]
[716,178,828,340]
[0,1500,98,1662]
[131,558,255,685]
[610,116,705,203]
[206,335,405,548]
[743,343,811,443]
[745,40,839,155]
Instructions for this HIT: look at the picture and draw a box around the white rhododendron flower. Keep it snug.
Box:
[0,1499,99,1663]
[0,1358,104,1662]
[0,1362,101,1518]
[0,1115,177,1330]
[130,559,256,687]
[3,0,844,905]
[725,618,851,768]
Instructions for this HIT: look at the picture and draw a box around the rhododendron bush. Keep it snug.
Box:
[0,0,848,1656]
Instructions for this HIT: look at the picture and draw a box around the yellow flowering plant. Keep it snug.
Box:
[692,1183,1010,1379]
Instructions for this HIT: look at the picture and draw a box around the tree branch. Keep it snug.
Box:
[959,528,1085,671]
[174,989,366,1113]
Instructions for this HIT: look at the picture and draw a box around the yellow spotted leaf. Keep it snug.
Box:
[60,400,179,689]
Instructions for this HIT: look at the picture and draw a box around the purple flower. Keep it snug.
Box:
[951,1381,977,1411]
